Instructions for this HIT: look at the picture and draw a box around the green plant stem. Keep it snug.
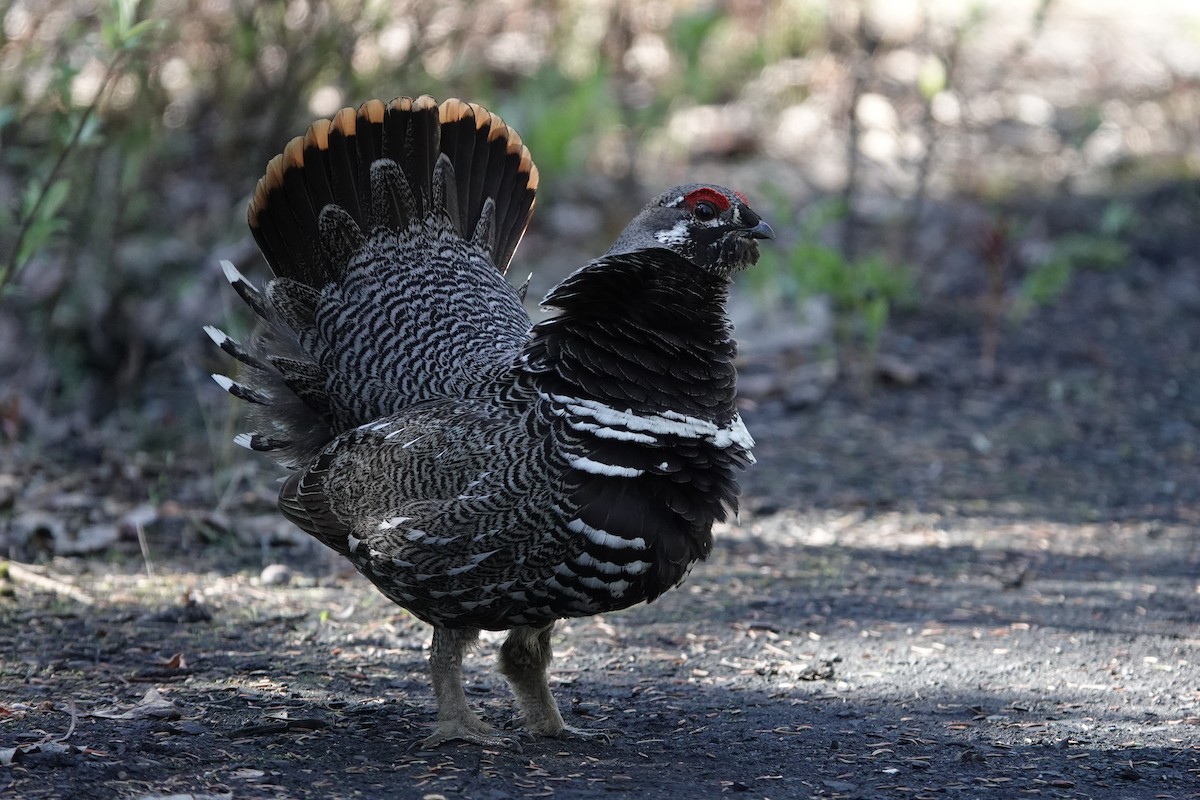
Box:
[1,53,127,295]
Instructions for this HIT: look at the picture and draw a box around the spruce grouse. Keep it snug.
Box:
[209,95,773,748]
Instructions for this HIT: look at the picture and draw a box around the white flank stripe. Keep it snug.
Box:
[565,418,658,444]
[232,432,254,449]
[578,575,612,592]
[567,518,646,550]
[546,394,753,451]
[211,373,235,392]
[589,425,657,443]
[575,551,626,575]
[568,455,643,478]
[711,413,755,450]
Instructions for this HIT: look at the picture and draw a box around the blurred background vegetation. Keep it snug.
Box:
[1,0,1198,457]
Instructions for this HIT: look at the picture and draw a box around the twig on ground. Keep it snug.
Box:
[3,561,95,606]
[55,698,79,743]
[136,522,154,578]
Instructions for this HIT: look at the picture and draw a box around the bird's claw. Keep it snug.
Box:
[502,714,616,742]
[416,719,527,753]
[556,723,616,742]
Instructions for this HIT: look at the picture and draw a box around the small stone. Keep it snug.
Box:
[876,353,921,386]
[260,563,293,586]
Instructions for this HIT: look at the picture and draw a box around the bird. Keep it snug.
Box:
[208,95,773,749]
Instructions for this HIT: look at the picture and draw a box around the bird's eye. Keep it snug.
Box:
[693,201,717,222]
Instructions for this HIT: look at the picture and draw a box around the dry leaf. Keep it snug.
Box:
[89,687,180,720]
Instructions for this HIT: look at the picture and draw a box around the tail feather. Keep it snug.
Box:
[220,260,268,318]
[398,95,441,222]
[215,96,539,467]
[211,374,270,405]
[323,106,369,228]
[368,158,418,232]
[438,98,475,222]
[439,100,495,234]
[203,325,266,370]
[248,95,537,287]
[471,197,497,255]
[495,144,537,271]
[234,432,292,452]
[316,205,366,278]
[431,152,462,237]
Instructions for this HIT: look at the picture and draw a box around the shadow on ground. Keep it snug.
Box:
[2,512,1196,799]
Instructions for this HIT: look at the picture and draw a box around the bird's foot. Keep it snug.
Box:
[555,723,616,742]
[503,715,617,742]
[417,717,529,753]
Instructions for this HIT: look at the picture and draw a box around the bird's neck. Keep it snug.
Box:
[521,251,738,418]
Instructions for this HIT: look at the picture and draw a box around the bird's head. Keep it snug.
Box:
[606,184,775,277]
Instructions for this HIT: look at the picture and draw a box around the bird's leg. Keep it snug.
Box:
[498,623,562,735]
[421,626,519,750]
[498,622,612,740]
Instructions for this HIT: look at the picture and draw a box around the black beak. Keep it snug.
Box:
[748,219,775,240]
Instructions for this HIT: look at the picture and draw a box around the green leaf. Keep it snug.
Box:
[41,178,71,219]
[1021,256,1072,307]
[15,215,67,271]
[1056,232,1129,272]
[13,178,71,268]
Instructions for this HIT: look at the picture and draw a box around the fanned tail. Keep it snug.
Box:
[211,96,539,468]
[247,96,538,287]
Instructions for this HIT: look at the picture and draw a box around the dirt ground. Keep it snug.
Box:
[3,0,1200,796]
[2,185,1198,800]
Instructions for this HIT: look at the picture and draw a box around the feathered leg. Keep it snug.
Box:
[498,622,612,740]
[422,626,517,750]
